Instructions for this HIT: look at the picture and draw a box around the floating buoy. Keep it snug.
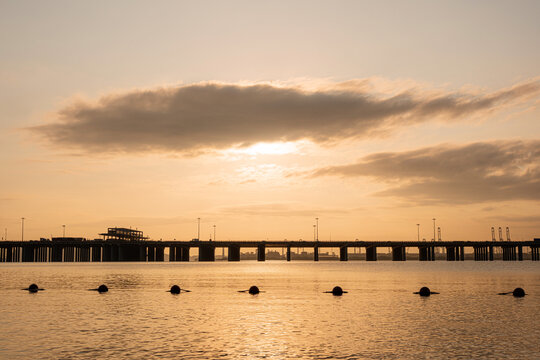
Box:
[89,284,108,292]
[167,285,191,294]
[238,285,261,294]
[414,287,439,296]
[498,287,527,297]
[22,283,44,292]
[324,286,348,296]
[513,287,526,297]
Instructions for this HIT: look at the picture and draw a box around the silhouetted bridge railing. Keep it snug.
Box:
[0,240,539,263]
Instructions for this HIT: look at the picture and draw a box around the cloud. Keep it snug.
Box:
[217,203,355,217]
[310,140,540,204]
[30,79,539,155]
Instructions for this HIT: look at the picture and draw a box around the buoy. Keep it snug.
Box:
[414,286,439,296]
[97,284,108,293]
[332,286,343,296]
[170,285,181,294]
[23,283,44,292]
[512,287,525,297]
[498,287,527,297]
[248,286,259,295]
[419,286,431,297]
[324,286,348,295]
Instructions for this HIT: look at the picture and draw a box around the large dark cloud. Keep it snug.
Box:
[311,140,540,204]
[30,80,539,154]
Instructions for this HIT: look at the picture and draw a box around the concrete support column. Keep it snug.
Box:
[392,246,404,261]
[111,245,119,261]
[419,247,428,261]
[366,246,377,261]
[181,247,190,261]
[102,245,111,262]
[155,246,164,261]
[199,244,215,261]
[228,245,240,261]
[340,246,348,261]
[314,246,319,261]
[22,246,34,262]
[169,246,176,261]
[51,245,62,262]
[147,246,155,261]
[445,247,455,261]
[91,246,101,262]
[173,246,181,261]
[518,246,523,261]
[257,244,265,261]
[286,246,291,261]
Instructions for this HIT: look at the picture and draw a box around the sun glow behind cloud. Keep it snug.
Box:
[225,141,302,156]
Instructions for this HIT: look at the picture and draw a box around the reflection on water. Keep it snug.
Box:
[1,262,539,359]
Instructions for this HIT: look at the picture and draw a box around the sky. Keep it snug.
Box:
[1,0,539,242]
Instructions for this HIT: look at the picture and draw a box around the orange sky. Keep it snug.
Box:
[1,1,539,242]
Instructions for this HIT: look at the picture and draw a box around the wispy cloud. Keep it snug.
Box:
[217,203,356,217]
[310,140,540,204]
[29,79,539,155]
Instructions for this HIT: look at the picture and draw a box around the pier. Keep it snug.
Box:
[1,239,539,263]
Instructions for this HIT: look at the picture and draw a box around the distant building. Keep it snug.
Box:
[99,227,148,242]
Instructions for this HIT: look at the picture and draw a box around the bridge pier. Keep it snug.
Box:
[199,244,215,261]
[22,245,34,262]
[257,244,265,261]
[489,246,494,261]
[518,246,523,261]
[169,246,176,261]
[181,246,190,261]
[147,246,155,261]
[156,246,164,261]
[419,247,428,261]
[392,246,406,261]
[82,246,91,262]
[366,246,377,261]
[532,247,539,261]
[228,245,240,261]
[91,246,101,262]
[502,246,516,261]
[339,246,348,261]
[286,246,291,261]
[445,246,455,261]
[314,246,319,261]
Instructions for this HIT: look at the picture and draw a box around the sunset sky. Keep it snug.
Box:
[1,0,539,242]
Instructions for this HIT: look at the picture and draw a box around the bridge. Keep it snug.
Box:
[0,239,539,262]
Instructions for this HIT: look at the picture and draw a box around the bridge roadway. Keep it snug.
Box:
[0,239,539,262]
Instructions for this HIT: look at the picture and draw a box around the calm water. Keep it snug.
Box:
[1,262,539,359]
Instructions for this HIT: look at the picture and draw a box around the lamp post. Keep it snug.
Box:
[21,217,25,241]
[62,224,66,238]
[313,224,316,241]
[315,217,319,241]
[213,224,216,241]
[416,224,420,242]
[432,218,436,242]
